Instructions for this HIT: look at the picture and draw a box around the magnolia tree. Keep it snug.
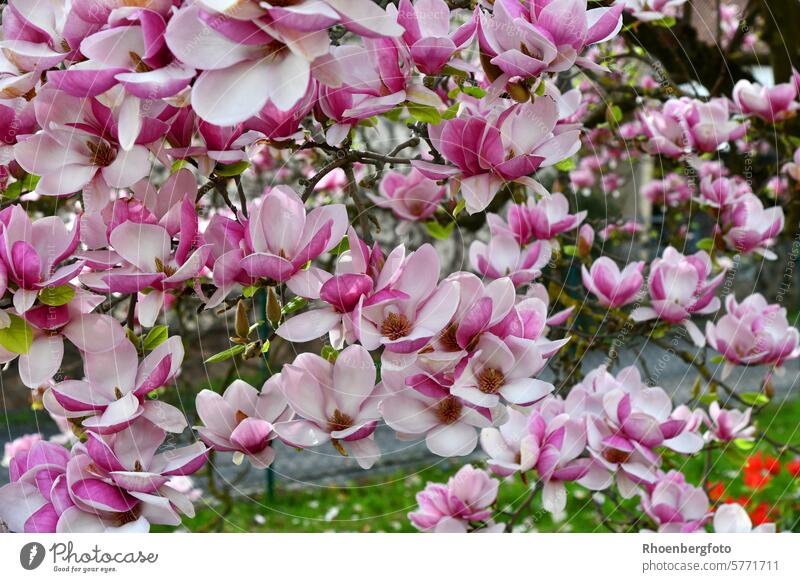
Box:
[0,0,799,534]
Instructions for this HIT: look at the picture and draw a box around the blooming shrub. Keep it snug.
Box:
[0,0,798,534]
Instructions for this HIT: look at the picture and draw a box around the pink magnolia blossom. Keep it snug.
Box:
[316,38,411,146]
[469,235,551,287]
[414,98,581,214]
[19,289,127,388]
[13,88,157,199]
[733,80,798,123]
[0,441,74,532]
[80,199,211,327]
[271,345,382,469]
[451,333,554,408]
[565,366,703,497]
[2,433,42,467]
[275,227,396,345]
[81,419,206,500]
[393,0,477,75]
[642,97,745,157]
[408,464,501,533]
[782,147,800,182]
[581,257,644,308]
[46,337,186,435]
[0,204,83,313]
[704,401,755,443]
[683,97,746,153]
[478,0,623,82]
[241,186,348,296]
[713,503,775,533]
[721,194,784,259]
[488,193,586,243]
[195,379,292,469]
[380,367,497,457]
[616,0,688,22]
[705,293,800,372]
[481,401,589,513]
[577,223,594,257]
[47,7,195,100]
[0,0,96,79]
[631,247,724,346]
[641,173,693,207]
[640,470,709,533]
[697,175,750,209]
[164,2,402,126]
[355,244,459,354]
[64,420,205,531]
[372,168,446,226]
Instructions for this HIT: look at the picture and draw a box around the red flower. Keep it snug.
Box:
[707,481,725,501]
[748,502,777,526]
[743,452,781,489]
[786,458,800,477]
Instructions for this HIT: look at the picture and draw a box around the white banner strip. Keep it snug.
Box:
[2,533,798,580]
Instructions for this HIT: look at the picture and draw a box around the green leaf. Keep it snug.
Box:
[441,103,459,120]
[440,65,468,78]
[453,199,466,219]
[329,237,350,256]
[709,354,725,364]
[321,344,339,362]
[650,16,676,28]
[424,220,454,240]
[554,158,576,172]
[0,314,33,354]
[606,105,623,125]
[1,174,39,199]
[170,159,188,173]
[562,244,578,257]
[696,238,714,251]
[406,102,441,125]
[740,392,769,406]
[242,285,258,298]
[142,325,169,351]
[698,393,718,405]
[215,161,250,177]
[38,285,75,307]
[261,339,271,354]
[733,438,756,451]
[534,81,546,97]
[461,86,486,98]
[205,344,246,363]
[281,297,308,316]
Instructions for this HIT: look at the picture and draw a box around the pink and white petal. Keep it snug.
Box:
[425,422,478,457]
[285,267,331,299]
[101,145,150,188]
[63,313,126,352]
[272,420,330,448]
[70,478,137,513]
[18,335,63,388]
[110,472,169,494]
[137,290,164,328]
[109,222,170,272]
[84,338,138,393]
[154,442,209,476]
[0,481,45,532]
[344,438,380,469]
[276,307,341,342]
[82,393,144,434]
[380,395,439,434]
[141,400,188,433]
